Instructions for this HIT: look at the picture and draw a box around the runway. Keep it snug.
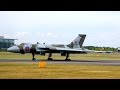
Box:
[0,59,120,66]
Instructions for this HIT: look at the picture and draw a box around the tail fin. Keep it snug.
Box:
[67,34,86,48]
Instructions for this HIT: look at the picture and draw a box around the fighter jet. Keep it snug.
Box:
[7,34,88,61]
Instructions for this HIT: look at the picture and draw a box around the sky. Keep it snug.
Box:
[0,11,120,48]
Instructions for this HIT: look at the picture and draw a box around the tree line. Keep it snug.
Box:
[83,46,117,51]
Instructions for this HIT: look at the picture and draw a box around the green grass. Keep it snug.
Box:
[0,63,120,79]
[0,52,120,79]
[0,52,120,60]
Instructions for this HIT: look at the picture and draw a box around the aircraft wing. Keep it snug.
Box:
[36,45,113,54]
[52,47,84,51]
[36,45,87,53]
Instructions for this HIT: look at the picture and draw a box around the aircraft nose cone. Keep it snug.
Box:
[7,46,20,53]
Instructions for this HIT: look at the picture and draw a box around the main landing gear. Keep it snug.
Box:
[47,53,71,61]
[47,53,53,60]
[65,53,71,61]
[31,52,71,61]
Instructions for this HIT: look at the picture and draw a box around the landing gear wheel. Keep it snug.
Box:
[32,58,36,61]
[47,53,53,60]
[47,58,53,60]
[65,59,71,61]
[65,53,70,61]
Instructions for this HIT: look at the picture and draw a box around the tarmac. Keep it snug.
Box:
[0,59,120,66]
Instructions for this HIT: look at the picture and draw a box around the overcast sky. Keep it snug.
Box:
[0,11,120,48]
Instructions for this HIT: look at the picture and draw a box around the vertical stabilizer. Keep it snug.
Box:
[67,34,86,48]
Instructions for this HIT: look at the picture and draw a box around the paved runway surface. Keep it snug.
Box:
[1,59,120,66]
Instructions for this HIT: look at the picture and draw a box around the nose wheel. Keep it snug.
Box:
[32,52,36,61]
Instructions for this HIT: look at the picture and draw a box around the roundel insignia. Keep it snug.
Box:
[25,46,30,52]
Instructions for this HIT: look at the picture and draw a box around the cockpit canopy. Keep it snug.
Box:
[20,43,31,45]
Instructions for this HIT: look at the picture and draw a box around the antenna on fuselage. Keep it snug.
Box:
[37,42,39,44]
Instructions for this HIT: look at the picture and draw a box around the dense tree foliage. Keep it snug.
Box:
[84,46,117,51]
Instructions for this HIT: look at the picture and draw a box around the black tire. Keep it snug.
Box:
[65,59,71,61]
[32,58,36,61]
[47,58,53,60]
